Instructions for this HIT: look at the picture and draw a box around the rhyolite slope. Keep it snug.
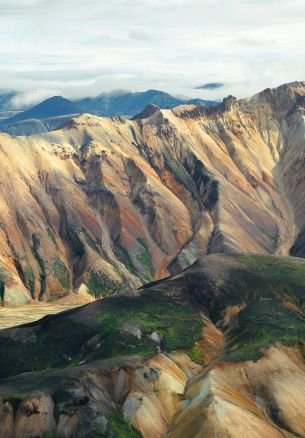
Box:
[1,81,305,304]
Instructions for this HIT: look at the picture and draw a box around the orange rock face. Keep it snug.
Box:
[0,81,305,303]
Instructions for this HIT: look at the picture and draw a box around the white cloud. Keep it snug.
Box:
[9,89,60,109]
[0,0,304,100]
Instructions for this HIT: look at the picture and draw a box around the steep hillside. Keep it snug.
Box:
[0,253,304,437]
[0,81,305,304]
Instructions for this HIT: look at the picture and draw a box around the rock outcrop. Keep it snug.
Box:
[1,81,305,304]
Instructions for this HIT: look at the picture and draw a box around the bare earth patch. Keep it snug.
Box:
[0,304,81,329]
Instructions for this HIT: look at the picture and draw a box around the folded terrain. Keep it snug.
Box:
[0,81,305,305]
[0,253,304,437]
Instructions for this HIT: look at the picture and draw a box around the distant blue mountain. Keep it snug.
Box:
[76,89,217,117]
[0,90,218,136]
[0,96,82,126]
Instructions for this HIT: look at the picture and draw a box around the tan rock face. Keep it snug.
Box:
[14,395,55,438]
[1,81,305,303]
[167,346,305,438]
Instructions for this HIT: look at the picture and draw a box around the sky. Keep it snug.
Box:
[0,0,305,107]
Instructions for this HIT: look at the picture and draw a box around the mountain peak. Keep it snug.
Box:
[0,96,82,126]
[245,81,305,114]
[132,103,160,120]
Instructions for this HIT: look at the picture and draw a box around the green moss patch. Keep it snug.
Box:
[88,271,120,298]
[226,299,305,362]
[46,228,57,246]
[67,224,85,257]
[31,233,46,282]
[163,149,200,202]
[23,261,35,296]
[212,255,305,361]
[187,345,205,364]
[107,412,142,438]
[136,238,152,275]
[93,411,142,438]
[52,258,69,293]
[0,268,9,303]
[259,227,278,248]
[93,289,203,361]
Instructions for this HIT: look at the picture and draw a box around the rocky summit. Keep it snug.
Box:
[0,81,305,437]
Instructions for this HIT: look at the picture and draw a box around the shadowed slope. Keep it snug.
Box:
[0,254,304,437]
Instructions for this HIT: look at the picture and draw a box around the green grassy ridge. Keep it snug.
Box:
[0,317,97,378]
[226,299,305,361]
[203,254,305,320]
[79,289,203,364]
[211,254,305,361]
[0,286,203,379]
[1,253,304,378]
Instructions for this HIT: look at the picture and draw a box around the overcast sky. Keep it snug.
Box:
[0,0,305,107]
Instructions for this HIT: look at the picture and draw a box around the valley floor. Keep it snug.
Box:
[0,304,81,329]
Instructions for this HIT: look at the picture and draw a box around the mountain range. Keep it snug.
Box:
[0,80,305,304]
[0,90,218,136]
[0,81,304,437]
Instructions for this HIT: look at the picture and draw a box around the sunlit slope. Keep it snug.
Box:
[0,81,305,304]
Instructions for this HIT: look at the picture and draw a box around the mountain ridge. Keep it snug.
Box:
[0,253,304,437]
[0,81,304,306]
[0,89,218,136]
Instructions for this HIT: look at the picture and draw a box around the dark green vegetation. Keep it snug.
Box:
[118,244,138,277]
[52,258,69,293]
[0,268,7,303]
[66,224,85,257]
[94,412,142,438]
[46,227,57,246]
[187,344,205,364]
[117,239,152,283]
[31,233,46,283]
[259,227,278,249]
[23,260,35,296]
[163,149,201,202]
[136,238,152,276]
[192,254,305,361]
[0,254,304,409]
[88,271,120,298]
[0,279,203,379]
[95,290,203,359]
